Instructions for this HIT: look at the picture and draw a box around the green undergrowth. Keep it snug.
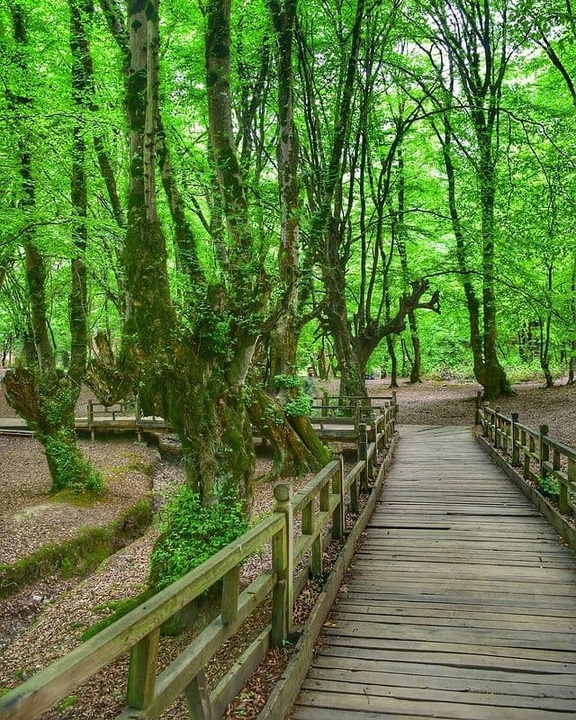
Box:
[80,486,249,641]
[0,499,153,599]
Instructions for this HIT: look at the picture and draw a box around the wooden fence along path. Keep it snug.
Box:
[0,401,396,720]
[291,425,576,720]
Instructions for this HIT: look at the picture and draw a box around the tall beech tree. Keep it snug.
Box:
[105,0,327,502]
[3,0,101,493]
[423,0,514,399]
[297,1,439,398]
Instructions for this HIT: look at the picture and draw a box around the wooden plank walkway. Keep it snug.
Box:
[291,425,576,720]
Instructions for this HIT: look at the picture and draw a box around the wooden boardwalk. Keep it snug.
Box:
[291,425,576,720]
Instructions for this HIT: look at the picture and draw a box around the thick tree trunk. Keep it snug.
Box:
[4,367,100,492]
[246,386,327,479]
[267,0,301,381]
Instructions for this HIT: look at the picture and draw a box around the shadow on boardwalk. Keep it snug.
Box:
[291,425,576,720]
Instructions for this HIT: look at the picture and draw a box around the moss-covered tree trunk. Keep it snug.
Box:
[246,386,327,480]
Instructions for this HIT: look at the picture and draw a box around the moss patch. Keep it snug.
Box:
[0,499,153,599]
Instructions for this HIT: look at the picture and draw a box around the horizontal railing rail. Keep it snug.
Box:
[477,404,576,517]
[0,402,398,720]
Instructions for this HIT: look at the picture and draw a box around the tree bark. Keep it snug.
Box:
[267,0,300,380]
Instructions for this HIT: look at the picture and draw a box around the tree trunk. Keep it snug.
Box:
[246,386,327,479]
[408,311,422,383]
[267,0,301,381]
[386,335,398,388]
[3,2,100,493]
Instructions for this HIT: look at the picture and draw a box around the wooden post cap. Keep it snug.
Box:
[273,482,291,504]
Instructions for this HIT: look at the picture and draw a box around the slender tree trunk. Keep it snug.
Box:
[408,311,422,383]
[386,335,398,388]
[539,265,554,388]
[478,141,510,399]
[569,257,576,384]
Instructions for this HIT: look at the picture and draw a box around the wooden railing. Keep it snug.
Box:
[84,399,171,441]
[310,393,397,444]
[0,406,396,720]
[477,405,576,517]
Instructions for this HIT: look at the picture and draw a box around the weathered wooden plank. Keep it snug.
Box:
[332,606,576,631]
[311,656,576,687]
[321,619,576,651]
[292,690,576,719]
[300,677,576,711]
[316,642,576,674]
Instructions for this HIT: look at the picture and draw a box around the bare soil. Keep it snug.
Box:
[0,376,575,718]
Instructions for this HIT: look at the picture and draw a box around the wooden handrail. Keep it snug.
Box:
[0,404,398,720]
[477,405,576,516]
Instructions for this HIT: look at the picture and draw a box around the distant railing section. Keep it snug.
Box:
[477,403,576,517]
[0,399,397,720]
[309,393,397,446]
[84,399,170,441]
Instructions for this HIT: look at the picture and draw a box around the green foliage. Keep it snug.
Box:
[38,429,103,494]
[273,374,302,390]
[539,473,560,497]
[58,695,78,711]
[149,486,248,591]
[284,393,312,418]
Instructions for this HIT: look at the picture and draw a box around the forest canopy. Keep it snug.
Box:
[1,0,575,497]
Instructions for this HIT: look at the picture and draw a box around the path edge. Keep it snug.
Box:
[256,431,399,720]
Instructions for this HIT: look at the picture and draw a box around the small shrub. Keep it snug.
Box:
[284,393,311,418]
[539,473,560,497]
[149,486,248,591]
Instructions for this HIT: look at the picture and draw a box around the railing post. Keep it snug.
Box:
[539,424,549,480]
[135,396,143,443]
[321,391,329,430]
[511,413,520,466]
[563,458,575,515]
[349,466,359,515]
[371,416,379,458]
[331,455,345,540]
[87,400,95,442]
[271,482,293,646]
[184,670,213,720]
[475,391,482,425]
[355,401,362,430]
[524,430,534,480]
[358,423,369,493]
[221,565,240,625]
[391,390,397,426]
[126,628,160,710]
[481,405,489,437]
[302,497,322,577]
[493,407,500,449]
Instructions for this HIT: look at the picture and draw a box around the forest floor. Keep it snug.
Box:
[0,375,575,718]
